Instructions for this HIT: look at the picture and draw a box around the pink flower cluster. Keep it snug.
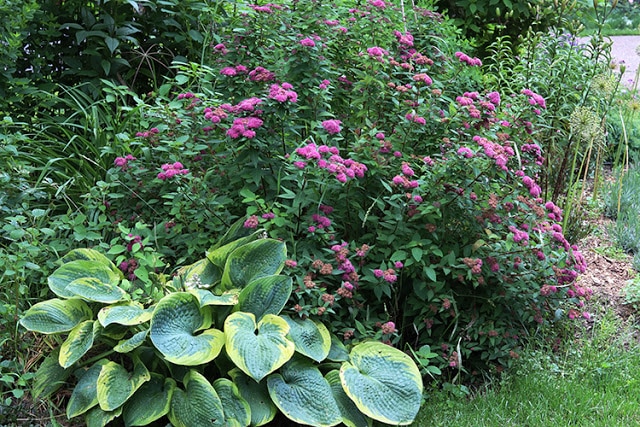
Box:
[227,116,264,139]
[544,201,563,222]
[243,215,259,229]
[508,225,530,245]
[373,268,398,283]
[308,213,332,233]
[366,46,387,58]
[157,162,189,180]
[394,30,414,47]
[135,127,159,138]
[369,0,387,8]
[472,135,515,171]
[318,79,331,90]
[522,89,546,110]
[331,242,356,279]
[455,51,482,66]
[457,147,474,158]
[522,143,544,166]
[268,83,298,103]
[519,172,542,198]
[381,321,396,334]
[391,162,419,189]
[114,154,136,171]
[299,37,316,47]
[220,64,248,76]
[294,142,367,183]
[248,66,276,82]
[250,3,283,13]
[405,112,426,125]
[321,119,342,134]
[412,73,433,85]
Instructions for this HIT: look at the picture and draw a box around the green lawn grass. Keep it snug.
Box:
[414,310,640,426]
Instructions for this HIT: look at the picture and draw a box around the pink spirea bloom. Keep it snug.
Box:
[369,0,387,8]
[268,83,298,103]
[300,37,315,47]
[157,161,189,180]
[220,67,237,76]
[243,215,259,229]
[367,46,385,57]
[321,119,342,134]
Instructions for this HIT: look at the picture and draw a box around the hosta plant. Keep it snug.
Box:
[20,224,423,426]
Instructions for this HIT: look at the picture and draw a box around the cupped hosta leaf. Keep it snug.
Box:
[33,348,72,399]
[96,356,150,411]
[282,315,331,362]
[98,302,152,327]
[237,275,292,319]
[150,292,224,366]
[229,368,276,427]
[123,373,176,426]
[327,333,350,362]
[207,233,261,270]
[66,276,127,304]
[114,330,148,353]
[325,370,372,427]
[340,342,423,425]
[267,357,342,427]
[59,320,100,368]
[168,370,225,427]
[20,298,93,334]
[48,260,121,299]
[224,312,294,382]
[60,248,119,273]
[189,288,239,307]
[213,378,251,427]
[221,239,286,290]
[67,360,109,419]
[210,218,260,251]
[176,257,222,290]
[85,405,122,427]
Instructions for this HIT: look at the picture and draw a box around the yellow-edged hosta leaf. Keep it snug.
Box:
[220,239,286,290]
[213,378,251,427]
[85,405,122,427]
[123,373,176,426]
[113,330,148,353]
[65,276,127,303]
[325,370,372,427]
[237,275,292,319]
[48,260,121,299]
[19,298,93,334]
[59,320,100,368]
[97,302,151,327]
[224,312,294,382]
[282,315,331,362]
[67,360,109,419]
[189,288,239,307]
[32,348,71,399]
[96,356,150,411]
[229,368,276,427]
[168,370,225,427]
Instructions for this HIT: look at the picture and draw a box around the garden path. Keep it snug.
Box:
[609,35,640,87]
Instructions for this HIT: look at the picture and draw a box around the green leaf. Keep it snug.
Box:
[66,276,127,303]
[150,293,224,366]
[20,298,93,334]
[282,315,331,362]
[48,260,121,299]
[327,334,350,362]
[85,405,122,427]
[224,312,294,382]
[168,370,225,427]
[267,357,341,426]
[176,258,222,290]
[213,378,251,427]
[211,218,260,251]
[104,36,119,53]
[67,360,109,419]
[340,342,423,425]
[59,320,99,368]
[97,302,152,327]
[237,275,292,319]
[411,247,423,262]
[189,288,239,307]
[114,330,148,353]
[32,348,71,399]
[61,249,119,272]
[229,369,276,426]
[123,373,176,426]
[221,239,286,290]
[325,370,372,427]
[97,356,150,411]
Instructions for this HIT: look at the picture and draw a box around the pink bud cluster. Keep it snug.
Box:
[157,162,189,180]
[294,142,367,183]
[114,154,136,171]
[135,127,159,138]
[455,51,482,66]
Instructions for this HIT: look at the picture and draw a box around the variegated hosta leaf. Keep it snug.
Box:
[229,368,276,427]
[32,348,71,399]
[97,302,152,327]
[220,239,287,290]
[168,370,225,427]
[67,360,109,419]
[149,292,224,366]
[237,275,292,320]
[48,260,121,299]
[224,312,294,382]
[113,330,148,353]
[189,288,239,307]
[96,356,150,411]
[65,276,127,304]
[282,315,331,362]
[176,257,222,290]
[339,341,423,425]
[123,373,176,426]
[85,405,122,427]
[325,370,372,427]
[59,320,100,368]
[327,333,350,362]
[19,298,93,334]
[267,357,342,427]
[60,248,119,274]
[206,229,262,269]
[213,378,251,427]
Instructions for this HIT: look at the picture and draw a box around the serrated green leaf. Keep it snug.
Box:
[20,298,93,334]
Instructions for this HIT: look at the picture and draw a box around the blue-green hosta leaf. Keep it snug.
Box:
[282,315,331,362]
[59,320,100,368]
[150,292,224,366]
[20,298,93,334]
[207,234,261,269]
[189,288,239,307]
[114,330,148,353]
[60,248,119,273]
[339,342,423,425]
[97,302,152,327]
[221,239,286,290]
[85,405,122,427]
[32,348,71,399]
[224,312,294,382]
[123,373,176,426]
[48,260,121,299]
[267,357,342,427]
[327,333,350,362]
[237,275,292,319]
[67,360,109,419]
[96,356,150,411]
[168,370,225,427]
[325,370,372,427]
[209,218,260,251]
[65,276,127,304]
[213,378,251,427]
[176,257,222,290]
[229,368,276,427]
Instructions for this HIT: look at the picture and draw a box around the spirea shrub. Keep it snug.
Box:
[90,0,590,377]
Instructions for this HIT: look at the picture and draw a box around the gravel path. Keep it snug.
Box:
[608,35,640,87]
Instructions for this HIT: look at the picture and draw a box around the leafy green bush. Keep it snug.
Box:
[20,227,424,426]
